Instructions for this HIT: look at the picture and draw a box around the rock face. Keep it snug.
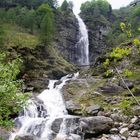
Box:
[54,11,79,64]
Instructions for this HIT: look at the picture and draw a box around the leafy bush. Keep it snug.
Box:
[123,69,133,78]
[103,58,110,68]
[0,53,28,128]
[110,47,132,61]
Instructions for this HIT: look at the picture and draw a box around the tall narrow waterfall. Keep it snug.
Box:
[74,13,89,66]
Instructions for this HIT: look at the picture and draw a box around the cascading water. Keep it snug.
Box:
[74,12,89,66]
[9,73,82,140]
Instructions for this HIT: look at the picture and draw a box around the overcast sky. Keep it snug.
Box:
[58,0,134,14]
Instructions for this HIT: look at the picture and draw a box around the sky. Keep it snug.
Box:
[58,0,134,14]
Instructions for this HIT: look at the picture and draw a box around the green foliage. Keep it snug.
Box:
[38,4,54,45]
[81,0,110,17]
[0,53,28,128]
[61,0,69,11]
[110,47,132,61]
[133,38,140,53]
[119,99,132,115]
[120,22,132,38]
[103,58,110,68]
[0,24,5,47]
[123,69,133,78]
[0,0,58,9]
[104,69,113,78]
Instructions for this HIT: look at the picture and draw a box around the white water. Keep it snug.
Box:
[74,13,89,66]
[9,73,79,140]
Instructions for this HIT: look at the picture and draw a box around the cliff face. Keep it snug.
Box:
[80,5,115,64]
[54,11,79,64]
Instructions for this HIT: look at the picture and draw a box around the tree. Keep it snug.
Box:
[0,24,5,47]
[61,0,69,11]
[0,53,28,128]
[37,4,54,45]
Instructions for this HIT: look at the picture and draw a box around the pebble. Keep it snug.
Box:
[110,128,119,134]
[131,130,138,137]
[131,116,139,124]
[127,136,139,140]
[110,135,121,140]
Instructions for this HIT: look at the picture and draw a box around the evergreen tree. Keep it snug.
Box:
[38,4,54,45]
[0,24,5,47]
[61,0,69,11]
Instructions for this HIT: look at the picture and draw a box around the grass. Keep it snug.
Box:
[3,24,38,48]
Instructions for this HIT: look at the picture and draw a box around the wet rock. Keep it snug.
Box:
[70,134,82,140]
[80,116,113,137]
[86,105,103,116]
[51,118,63,133]
[16,136,34,140]
[66,100,81,115]
[119,79,134,89]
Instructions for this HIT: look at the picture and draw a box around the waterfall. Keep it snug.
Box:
[9,73,82,140]
[74,13,89,66]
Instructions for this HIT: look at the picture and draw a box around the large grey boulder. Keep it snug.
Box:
[98,83,123,95]
[80,116,113,136]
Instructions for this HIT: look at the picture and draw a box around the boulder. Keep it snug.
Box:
[66,100,81,115]
[119,79,134,89]
[86,105,103,116]
[80,116,113,137]
[98,83,123,95]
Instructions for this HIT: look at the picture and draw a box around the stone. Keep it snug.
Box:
[70,134,81,140]
[51,118,63,133]
[80,116,113,136]
[110,128,119,134]
[16,136,34,140]
[119,79,134,89]
[133,124,140,130]
[99,83,123,95]
[128,124,134,130]
[110,135,122,140]
[131,116,139,124]
[110,114,122,122]
[119,127,129,137]
[127,137,139,140]
[132,106,140,116]
[66,100,81,115]
[86,105,103,116]
[0,127,9,140]
[131,130,138,137]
